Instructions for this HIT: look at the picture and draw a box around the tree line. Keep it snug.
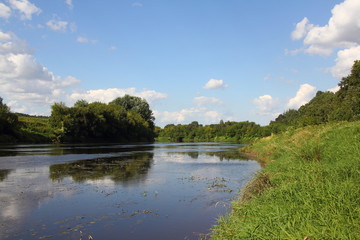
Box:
[1,61,359,143]
[269,60,360,133]
[0,95,155,143]
[156,60,360,142]
[156,120,271,143]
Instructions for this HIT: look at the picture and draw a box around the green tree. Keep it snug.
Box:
[0,97,19,135]
[50,96,155,143]
[110,95,155,129]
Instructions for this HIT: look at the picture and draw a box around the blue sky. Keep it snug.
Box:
[1,0,359,127]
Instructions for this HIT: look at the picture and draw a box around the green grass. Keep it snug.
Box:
[18,115,53,143]
[211,121,360,239]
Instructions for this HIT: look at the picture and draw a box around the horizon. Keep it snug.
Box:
[1,0,359,127]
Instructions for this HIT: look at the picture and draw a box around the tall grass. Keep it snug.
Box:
[211,121,360,239]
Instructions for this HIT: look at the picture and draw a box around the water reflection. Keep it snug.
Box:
[0,143,155,157]
[50,152,154,183]
[0,143,260,240]
[0,169,12,181]
[168,150,249,161]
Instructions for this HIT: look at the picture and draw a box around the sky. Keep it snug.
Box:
[0,0,359,127]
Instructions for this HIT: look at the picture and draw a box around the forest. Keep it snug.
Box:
[1,60,359,143]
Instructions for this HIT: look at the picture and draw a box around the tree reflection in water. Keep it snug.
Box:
[168,149,249,161]
[0,169,12,181]
[49,152,154,183]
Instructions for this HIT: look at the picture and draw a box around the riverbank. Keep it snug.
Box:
[211,121,360,239]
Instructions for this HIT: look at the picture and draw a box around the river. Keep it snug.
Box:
[0,142,260,240]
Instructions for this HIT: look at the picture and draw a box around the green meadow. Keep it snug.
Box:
[211,121,360,239]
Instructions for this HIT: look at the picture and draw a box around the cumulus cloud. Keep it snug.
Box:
[0,3,11,19]
[291,17,313,40]
[0,31,168,115]
[8,0,41,20]
[330,45,360,79]
[291,0,360,78]
[0,30,79,114]
[154,107,222,125]
[253,94,280,116]
[286,84,317,110]
[46,19,69,32]
[203,79,228,90]
[303,0,360,50]
[327,85,340,93]
[68,88,168,106]
[193,96,222,106]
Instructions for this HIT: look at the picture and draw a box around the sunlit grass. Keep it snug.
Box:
[211,121,360,239]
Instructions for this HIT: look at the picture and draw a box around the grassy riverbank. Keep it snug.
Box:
[211,121,360,239]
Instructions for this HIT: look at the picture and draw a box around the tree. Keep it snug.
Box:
[50,96,155,143]
[110,95,155,129]
[0,97,19,135]
[338,60,360,91]
[335,60,360,120]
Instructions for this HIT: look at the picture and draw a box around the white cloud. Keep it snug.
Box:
[154,107,222,125]
[0,30,79,114]
[0,3,11,19]
[253,94,280,116]
[290,0,360,78]
[46,19,68,32]
[330,45,360,79]
[65,0,74,9]
[204,111,221,122]
[0,31,168,115]
[68,88,168,106]
[109,46,118,51]
[8,0,41,20]
[0,32,32,55]
[286,84,317,110]
[77,36,97,44]
[291,17,313,40]
[203,78,228,90]
[193,96,222,106]
[327,85,340,93]
[303,0,360,50]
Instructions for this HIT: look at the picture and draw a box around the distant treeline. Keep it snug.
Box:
[157,60,360,142]
[156,121,271,143]
[0,95,155,143]
[1,61,359,144]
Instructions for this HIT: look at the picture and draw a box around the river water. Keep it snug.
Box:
[0,142,260,240]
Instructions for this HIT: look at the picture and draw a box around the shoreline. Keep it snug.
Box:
[210,121,360,239]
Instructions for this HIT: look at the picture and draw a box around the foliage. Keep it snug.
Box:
[110,95,155,129]
[0,97,19,137]
[50,152,154,183]
[50,98,155,143]
[270,60,360,131]
[157,121,270,143]
[17,114,53,143]
[211,121,360,239]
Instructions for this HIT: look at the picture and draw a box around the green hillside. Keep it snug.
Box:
[211,121,360,239]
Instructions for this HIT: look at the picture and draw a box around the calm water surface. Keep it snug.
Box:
[0,143,260,240]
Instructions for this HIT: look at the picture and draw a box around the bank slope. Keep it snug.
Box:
[211,121,360,239]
